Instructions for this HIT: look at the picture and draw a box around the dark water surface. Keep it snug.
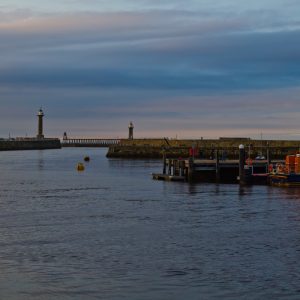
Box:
[0,148,300,299]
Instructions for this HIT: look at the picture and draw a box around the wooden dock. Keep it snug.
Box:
[153,155,284,184]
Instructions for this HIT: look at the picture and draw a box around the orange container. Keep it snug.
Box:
[286,155,295,165]
[296,155,300,173]
[286,164,295,173]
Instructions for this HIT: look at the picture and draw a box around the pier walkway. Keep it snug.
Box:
[61,138,120,147]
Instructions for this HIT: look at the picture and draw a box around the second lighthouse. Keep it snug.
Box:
[37,108,44,139]
[128,121,134,140]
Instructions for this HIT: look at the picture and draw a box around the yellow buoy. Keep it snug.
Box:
[77,162,85,171]
[84,156,90,162]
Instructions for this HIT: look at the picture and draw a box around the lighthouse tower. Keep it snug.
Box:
[128,121,134,140]
[37,108,44,139]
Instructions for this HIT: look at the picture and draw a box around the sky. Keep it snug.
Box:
[0,0,300,139]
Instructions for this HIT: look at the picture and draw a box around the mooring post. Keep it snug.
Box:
[267,142,271,171]
[239,144,246,185]
[188,157,194,182]
[172,160,174,175]
[180,160,185,177]
[174,160,177,176]
[163,151,166,174]
[175,160,180,176]
[168,159,172,175]
[215,149,220,182]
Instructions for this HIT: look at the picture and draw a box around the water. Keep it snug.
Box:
[0,148,300,299]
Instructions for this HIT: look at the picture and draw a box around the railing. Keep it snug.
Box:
[61,138,121,147]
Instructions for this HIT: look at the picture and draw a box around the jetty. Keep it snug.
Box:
[58,123,300,162]
[107,138,300,159]
[0,109,61,151]
[152,145,300,186]
[153,157,283,184]
[61,137,120,148]
[0,137,61,151]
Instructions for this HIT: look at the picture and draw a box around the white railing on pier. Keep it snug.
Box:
[61,138,121,146]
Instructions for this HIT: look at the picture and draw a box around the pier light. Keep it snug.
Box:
[128,121,134,140]
[37,108,44,139]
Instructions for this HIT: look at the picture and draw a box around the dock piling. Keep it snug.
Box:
[188,157,194,181]
[267,143,271,171]
[239,144,246,185]
[163,152,166,174]
[215,149,220,182]
[167,159,171,175]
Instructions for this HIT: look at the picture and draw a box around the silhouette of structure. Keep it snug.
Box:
[128,121,134,140]
[37,108,44,139]
[63,132,68,140]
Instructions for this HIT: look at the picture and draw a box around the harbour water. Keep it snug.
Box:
[0,148,300,299]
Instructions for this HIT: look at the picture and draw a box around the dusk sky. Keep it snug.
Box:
[1,0,300,139]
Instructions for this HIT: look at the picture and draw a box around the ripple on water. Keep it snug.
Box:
[0,149,300,299]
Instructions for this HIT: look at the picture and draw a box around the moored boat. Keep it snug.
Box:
[269,154,300,187]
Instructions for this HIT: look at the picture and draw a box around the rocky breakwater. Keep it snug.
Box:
[106,138,300,159]
[0,138,61,151]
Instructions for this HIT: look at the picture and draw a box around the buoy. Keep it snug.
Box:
[77,163,85,171]
[84,156,90,162]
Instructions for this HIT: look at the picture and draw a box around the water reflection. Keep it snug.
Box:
[278,187,300,198]
[188,183,197,195]
[37,150,44,171]
[238,185,253,197]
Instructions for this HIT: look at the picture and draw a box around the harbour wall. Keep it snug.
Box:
[106,138,300,159]
[0,138,61,151]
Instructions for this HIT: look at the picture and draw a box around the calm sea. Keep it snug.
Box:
[0,148,300,299]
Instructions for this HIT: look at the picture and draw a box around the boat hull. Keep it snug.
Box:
[269,173,300,187]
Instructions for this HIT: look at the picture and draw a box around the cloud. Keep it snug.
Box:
[0,10,300,92]
[0,2,300,138]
